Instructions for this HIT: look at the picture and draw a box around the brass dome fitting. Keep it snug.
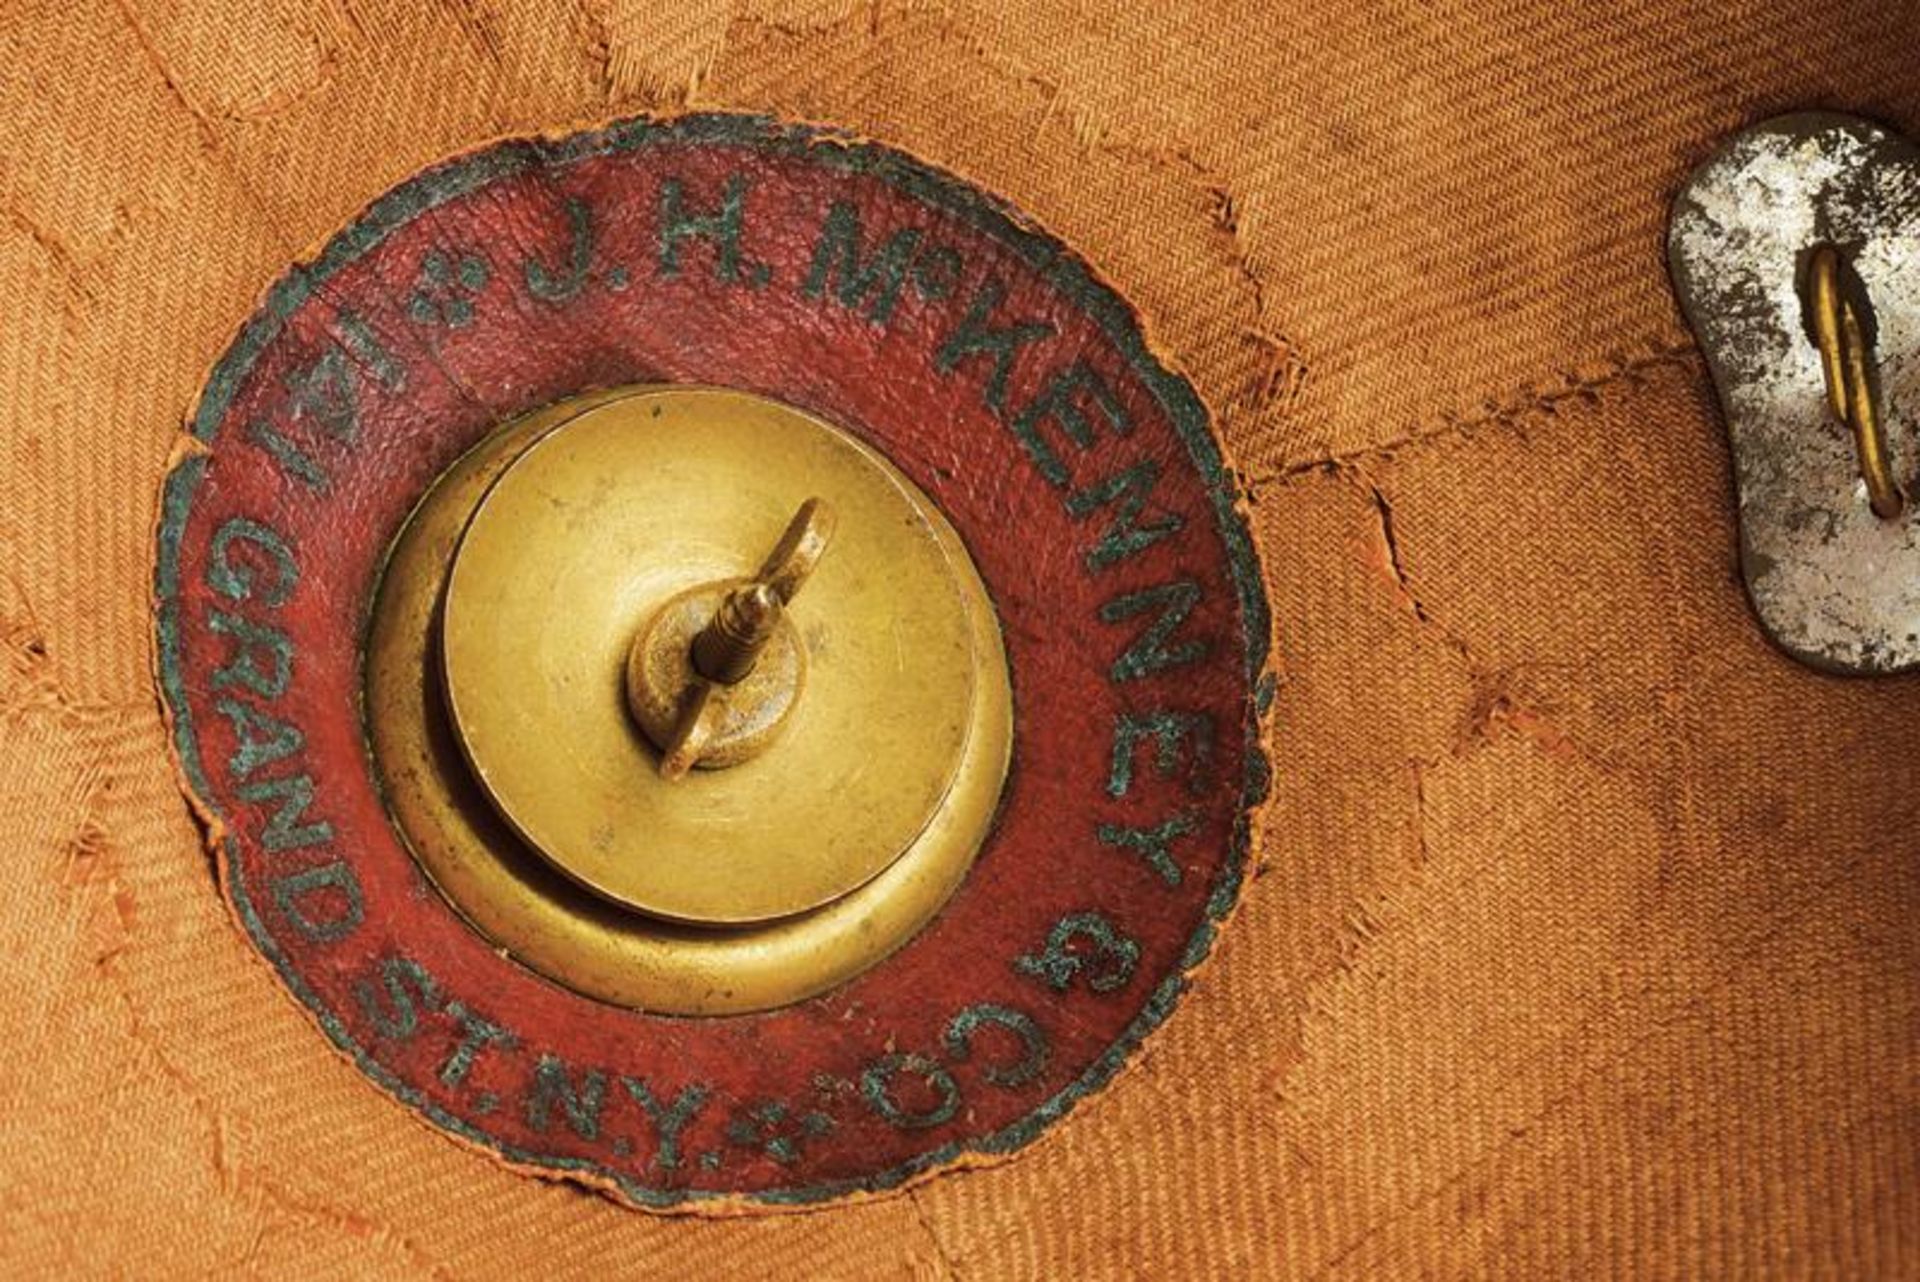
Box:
[368,387,1012,1015]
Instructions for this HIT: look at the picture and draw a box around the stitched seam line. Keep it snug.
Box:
[1245,335,1702,492]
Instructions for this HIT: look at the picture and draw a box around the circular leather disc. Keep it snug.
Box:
[155,114,1272,1210]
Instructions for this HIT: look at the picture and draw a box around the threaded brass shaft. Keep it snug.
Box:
[691,582,782,685]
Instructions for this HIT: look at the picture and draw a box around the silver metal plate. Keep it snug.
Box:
[1669,112,1920,675]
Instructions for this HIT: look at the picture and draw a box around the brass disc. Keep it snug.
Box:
[440,388,979,925]
[365,386,1012,1015]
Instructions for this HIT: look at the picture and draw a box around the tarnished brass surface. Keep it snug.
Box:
[441,388,983,924]
[365,386,1012,1014]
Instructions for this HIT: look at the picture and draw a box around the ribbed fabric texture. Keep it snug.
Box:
[1,0,1916,1276]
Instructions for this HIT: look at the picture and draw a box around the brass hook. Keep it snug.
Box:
[1806,244,1905,520]
[655,498,837,780]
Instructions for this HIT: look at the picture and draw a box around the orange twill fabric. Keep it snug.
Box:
[2,0,1917,1277]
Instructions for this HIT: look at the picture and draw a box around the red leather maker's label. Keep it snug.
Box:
[156,114,1272,1209]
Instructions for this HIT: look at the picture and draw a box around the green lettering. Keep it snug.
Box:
[1068,458,1182,570]
[803,201,923,324]
[354,957,440,1039]
[208,610,292,699]
[1099,580,1209,682]
[235,773,331,851]
[861,1053,960,1131]
[526,1054,606,1139]
[621,1078,709,1171]
[936,279,1055,413]
[270,861,363,942]
[1009,360,1127,485]
[1097,814,1197,887]
[245,419,327,491]
[658,174,758,283]
[527,197,595,303]
[207,518,297,606]
[911,245,962,300]
[440,1001,514,1086]
[1014,912,1141,993]
[215,698,303,781]
[943,1004,1049,1087]
[333,311,406,391]
[284,348,358,442]
[1108,711,1214,798]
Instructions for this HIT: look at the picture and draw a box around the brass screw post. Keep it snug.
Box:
[692,583,783,685]
[647,498,838,780]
